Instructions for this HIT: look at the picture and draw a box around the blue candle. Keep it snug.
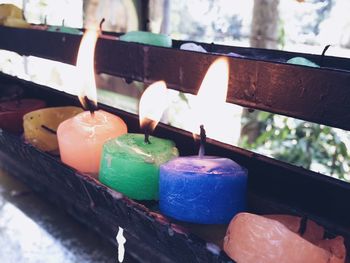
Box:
[159,57,247,224]
[159,156,248,224]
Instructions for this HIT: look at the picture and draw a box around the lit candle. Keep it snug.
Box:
[160,126,247,224]
[0,99,46,134]
[57,29,127,175]
[99,81,179,200]
[159,58,248,224]
[223,213,346,263]
[23,106,83,153]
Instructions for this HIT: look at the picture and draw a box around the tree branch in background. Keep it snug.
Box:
[240,0,280,145]
[250,0,280,49]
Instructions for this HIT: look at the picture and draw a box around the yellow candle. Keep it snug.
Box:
[0,4,30,28]
[23,106,83,153]
[57,110,127,175]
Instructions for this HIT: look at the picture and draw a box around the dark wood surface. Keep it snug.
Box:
[0,74,233,263]
[1,26,350,130]
[0,168,129,263]
[1,73,350,262]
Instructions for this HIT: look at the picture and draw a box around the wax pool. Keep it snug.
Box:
[99,133,179,200]
[57,110,127,175]
[23,106,83,153]
[159,156,248,224]
[0,99,46,134]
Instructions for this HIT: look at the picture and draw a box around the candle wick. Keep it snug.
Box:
[41,125,57,135]
[320,44,331,67]
[298,215,308,236]
[99,18,106,32]
[198,124,206,158]
[83,96,98,116]
[142,118,153,144]
[144,132,151,144]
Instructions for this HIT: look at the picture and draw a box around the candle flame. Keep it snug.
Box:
[76,29,99,110]
[192,57,229,138]
[139,81,168,132]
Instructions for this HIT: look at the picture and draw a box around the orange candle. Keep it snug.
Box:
[57,29,127,175]
[57,110,127,175]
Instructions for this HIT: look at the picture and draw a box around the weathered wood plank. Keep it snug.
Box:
[1,74,350,259]
[1,26,350,130]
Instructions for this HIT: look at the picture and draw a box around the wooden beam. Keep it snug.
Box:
[0,26,350,130]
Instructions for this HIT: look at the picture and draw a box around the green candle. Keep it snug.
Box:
[48,25,81,35]
[120,31,172,47]
[99,133,179,200]
[287,57,319,67]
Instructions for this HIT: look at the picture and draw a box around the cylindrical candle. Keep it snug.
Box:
[23,106,83,153]
[57,110,127,175]
[159,156,247,224]
[99,133,179,200]
[120,31,172,47]
[0,99,46,134]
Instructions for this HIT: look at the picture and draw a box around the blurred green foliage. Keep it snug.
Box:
[239,111,350,180]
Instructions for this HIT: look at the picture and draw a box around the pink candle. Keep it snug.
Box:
[57,110,127,175]
[56,29,127,175]
[224,213,346,263]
